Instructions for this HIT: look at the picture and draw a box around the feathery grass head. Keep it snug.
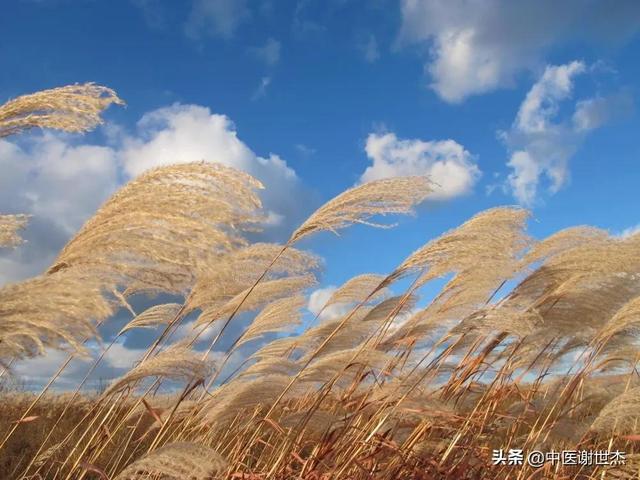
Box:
[194,274,316,328]
[101,342,211,398]
[288,175,433,244]
[522,225,610,266]
[590,385,640,435]
[0,270,113,362]
[202,374,305,427]
[0,214,29,248]
[118,303,183,336]
[0,83,123,138]
[233,295,306,351]
[594,295,640,351]
[239,356,299,378]
[49,162,265,296]
[114,442,227,480]
[391,206,530,282]
[252,336,302,360]
[324,273,390,308]
[187,243,320,312]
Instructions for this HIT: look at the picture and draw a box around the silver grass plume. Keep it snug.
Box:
[390,207,530,283]
[232,295,306,351]
[1,84,121,252]
[187,243,319,313]
[324,273,390,308]
[194,274,316,328]
[288,176,433,244]
[202,374,306,427]
[0,83,123,138]
[49,162,265,296]
[114,442,227,480]
[594,295,640,357]
[118,303,183,336]
[297,313,376,362]
[0,271,113,362]
[385,207,530,344]
[500,232,640,349]
[251,336,302,360]
[522,225,610,266]
[101,342,211,398]
[299,348,392,385]
[239,357,300,378]
[590,385,640,435]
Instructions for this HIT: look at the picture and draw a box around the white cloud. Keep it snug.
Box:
[0,135,120,285]
[361,132,480,200]
[397,0,640,102]
[515,61,586,133]
[11,341,145,391]
[249,38,281,66]
[102,342,145,370]
[308,286,350,322]
[618,224,640,239]
[295,144,317,157]
[173,318,222,343]
[358,34,380,63]
[185,0,250,39]
[572,92,634,132]
[501,61,631,205]
[308,286,335,315]
[12,348,83,390]
[251,76,272,100]
[0,135,119,234]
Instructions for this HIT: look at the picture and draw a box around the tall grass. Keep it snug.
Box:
[1,85,640,479]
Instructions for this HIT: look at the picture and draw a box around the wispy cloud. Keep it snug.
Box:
[248,37,281,66]
[185,0,250,39]
[251,76,272,100]
[357,33,380,63]
[500,61,633,205]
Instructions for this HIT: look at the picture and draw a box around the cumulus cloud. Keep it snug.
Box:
[0,135,120,284]
[307,286,351,322]
[360,132,480,200]
[500,61,633,205]
[185,0,250,39]
[397,0,640,102]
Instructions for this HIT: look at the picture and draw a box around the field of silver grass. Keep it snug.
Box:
[2,84,640,479]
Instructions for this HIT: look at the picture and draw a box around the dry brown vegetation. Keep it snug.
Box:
[1,85,640,479]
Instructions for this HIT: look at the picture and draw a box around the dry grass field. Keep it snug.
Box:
[2,84,640,479]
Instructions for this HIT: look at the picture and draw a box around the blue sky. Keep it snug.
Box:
[2,0,640,387]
